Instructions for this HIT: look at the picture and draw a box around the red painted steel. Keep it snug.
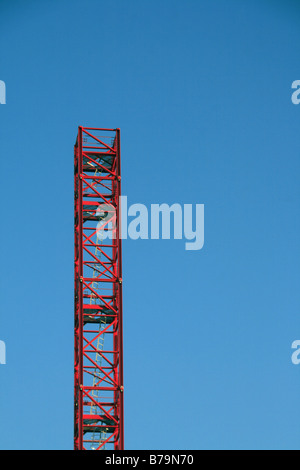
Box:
[74,127,124,450]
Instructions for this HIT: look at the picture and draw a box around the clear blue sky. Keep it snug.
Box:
[0,0,299,450]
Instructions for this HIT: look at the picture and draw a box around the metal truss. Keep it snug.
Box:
[74,127,124,450]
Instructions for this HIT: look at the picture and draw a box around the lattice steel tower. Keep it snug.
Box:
[74,127,124,450]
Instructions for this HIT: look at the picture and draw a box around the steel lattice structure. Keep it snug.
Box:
[74,127,124,450]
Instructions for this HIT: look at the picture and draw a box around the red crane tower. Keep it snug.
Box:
[74,127,124,450]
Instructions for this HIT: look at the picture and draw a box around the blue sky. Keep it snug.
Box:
[0,0,299,450]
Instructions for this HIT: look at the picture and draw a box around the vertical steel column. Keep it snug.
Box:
[74,127,124,450]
